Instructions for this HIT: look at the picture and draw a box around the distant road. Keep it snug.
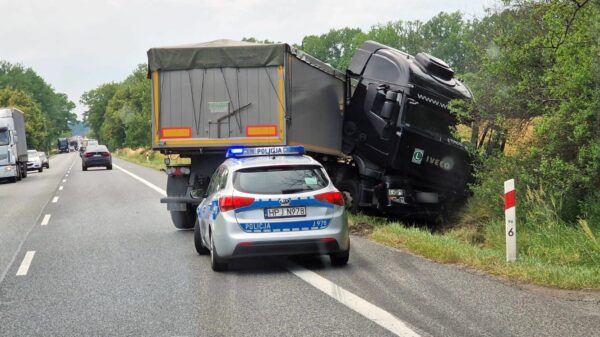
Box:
[1,152,598,336]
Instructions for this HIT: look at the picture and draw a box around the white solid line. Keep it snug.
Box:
[16,251,36,276]
[113,164,166,196]
[59,186,64,191]
[52,196,59,203]
[286,263,421,337]
[62,179,66,183]
[41,214,51,226]
[65,174,69,177]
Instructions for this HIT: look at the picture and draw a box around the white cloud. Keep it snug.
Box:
[0,0,496,118]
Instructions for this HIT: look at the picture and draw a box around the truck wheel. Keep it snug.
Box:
[210,234,228,272]
[194,219,210,255]
[338,180,359,213]
[21,165,27,178]
[16,166,21,181]
[170,209,196,230]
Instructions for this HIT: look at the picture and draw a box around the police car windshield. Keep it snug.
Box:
[233,165,329,194]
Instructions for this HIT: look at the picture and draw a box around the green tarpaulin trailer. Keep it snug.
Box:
[147,39,345,156]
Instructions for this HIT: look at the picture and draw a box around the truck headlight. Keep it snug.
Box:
[5,165,13,171]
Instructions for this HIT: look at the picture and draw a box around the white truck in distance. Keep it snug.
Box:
[0,108,28,183]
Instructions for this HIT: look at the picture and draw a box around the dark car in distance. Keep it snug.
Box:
[82,145,112,171]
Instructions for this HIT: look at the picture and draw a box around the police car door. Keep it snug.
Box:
[200,167,223,241]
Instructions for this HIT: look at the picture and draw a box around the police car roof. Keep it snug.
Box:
[224,155,321,170]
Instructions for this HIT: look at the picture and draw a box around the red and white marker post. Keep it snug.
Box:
[504,179,517,262]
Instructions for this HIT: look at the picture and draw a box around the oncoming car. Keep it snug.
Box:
[194,146,350,271]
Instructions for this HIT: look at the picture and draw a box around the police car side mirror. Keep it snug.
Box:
[190,189,205,199]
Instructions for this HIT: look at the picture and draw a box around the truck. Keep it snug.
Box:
[58,138,69,153]
[0,108,29,183]
[147,39,472,229]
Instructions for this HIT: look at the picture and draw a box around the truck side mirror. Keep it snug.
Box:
[380,91,399,120]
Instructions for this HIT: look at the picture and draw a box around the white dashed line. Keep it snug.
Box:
[59,186,64,191]
[113,164,166,196]
[16,251,36,276]
[52,196,59,203]
[62,179,66,183]
[286,263,421,337]
[41,214,51,226]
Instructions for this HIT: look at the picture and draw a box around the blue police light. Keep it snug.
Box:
[226,146,305,158]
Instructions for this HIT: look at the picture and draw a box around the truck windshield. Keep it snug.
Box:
[403,101,455,139]
[0,130,9,146]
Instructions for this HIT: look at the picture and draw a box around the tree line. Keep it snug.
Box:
[82,0,599,226]
[0,62,77,150]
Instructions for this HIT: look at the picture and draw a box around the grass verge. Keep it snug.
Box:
[113,147,190,171]
[350,213,600,289]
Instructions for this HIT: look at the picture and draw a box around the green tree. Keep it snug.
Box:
[0,87,48,149]
[0,61,76,149]
[81,83,119,141]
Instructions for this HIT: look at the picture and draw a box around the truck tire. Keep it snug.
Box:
[170,208,196,230]
[21,165,27,178]
[194,219,210,255]
[16,165,21,181]
[338,180,359,213]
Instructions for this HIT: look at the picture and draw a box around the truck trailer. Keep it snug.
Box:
[147,39,472,229]
[0,108,29,182]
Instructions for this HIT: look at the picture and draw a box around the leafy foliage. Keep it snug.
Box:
[0,61,76,150]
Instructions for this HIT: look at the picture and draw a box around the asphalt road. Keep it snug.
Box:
[1,152,598,337]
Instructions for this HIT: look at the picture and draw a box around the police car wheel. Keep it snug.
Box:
[194,219,210,255]
[330,250,349,266]
[210,234,227,272]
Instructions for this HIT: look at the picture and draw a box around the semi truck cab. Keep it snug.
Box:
[340,41,472,215]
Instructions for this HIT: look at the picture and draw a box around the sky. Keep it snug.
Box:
[0,0,497,119]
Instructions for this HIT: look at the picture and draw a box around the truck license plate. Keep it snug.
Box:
[264,206,306,219]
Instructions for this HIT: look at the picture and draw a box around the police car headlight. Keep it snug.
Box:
[388,189,405,197]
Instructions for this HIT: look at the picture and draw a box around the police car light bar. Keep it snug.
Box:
[226,146,305,158]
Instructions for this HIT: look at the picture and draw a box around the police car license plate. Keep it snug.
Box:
[264,206,306,219]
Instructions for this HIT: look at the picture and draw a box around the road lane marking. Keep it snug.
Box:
[113,164,166,196]
[16,251,36,276]
[62,179,66,183]
[286,263,421,337]
[52,196,59,203]
[41,214,51,226]
[59,186,64,191]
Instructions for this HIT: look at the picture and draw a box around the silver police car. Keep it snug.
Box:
[195,146,350,271]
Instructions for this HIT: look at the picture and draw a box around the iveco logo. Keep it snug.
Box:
[279,198,290,206]
[425,156,455,171]
[412,148,424,164]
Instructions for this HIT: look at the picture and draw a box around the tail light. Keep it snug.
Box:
[219,196,255,212]
[101,152,110,157]
[315,191,345,206]
[84,152,93,158]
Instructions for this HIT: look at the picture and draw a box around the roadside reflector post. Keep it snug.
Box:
[504,179,517,262]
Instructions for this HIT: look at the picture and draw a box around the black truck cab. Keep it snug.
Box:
[340,41,472,215]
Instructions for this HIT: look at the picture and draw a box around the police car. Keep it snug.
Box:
[195,146,350,271]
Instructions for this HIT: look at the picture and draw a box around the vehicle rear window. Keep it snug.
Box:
[233,165,329,194]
